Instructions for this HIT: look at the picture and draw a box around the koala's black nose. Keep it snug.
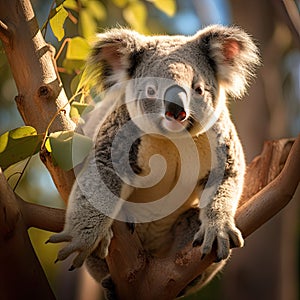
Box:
[164,85,187,122]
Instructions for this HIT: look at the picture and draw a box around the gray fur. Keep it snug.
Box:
[49,25,260,296]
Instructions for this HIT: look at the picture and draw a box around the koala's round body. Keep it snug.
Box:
[49,25,260,298]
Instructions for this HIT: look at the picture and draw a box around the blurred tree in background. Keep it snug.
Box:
[0,0,299,299]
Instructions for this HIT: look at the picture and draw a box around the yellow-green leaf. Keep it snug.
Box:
[9,126,37,139]
[49,5,68,41]
[148,0,176,17]
[45,138,52,152]
[0,126,43,170]
[49,131,93,171]
[63,0,78,11]
[66,36,90,60]
[70,106,80,123]
[123,1,147,33]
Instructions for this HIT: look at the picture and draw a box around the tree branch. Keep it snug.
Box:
[17,197,65,232]
[8,136,297,299]
[0,169,56,299]
[106,136,300,299]
[237,136,300,237]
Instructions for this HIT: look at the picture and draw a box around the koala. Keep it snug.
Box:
[48,25,260,297]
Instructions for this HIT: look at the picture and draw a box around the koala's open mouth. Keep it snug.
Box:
[161,85,188,132]
[164,101,187,122]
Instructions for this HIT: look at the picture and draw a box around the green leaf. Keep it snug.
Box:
[66,37,90,60]
[86,1,106,21]
[148,0,176,16]
[71,101,94,115]
[70,106,80,123]
[0,126,43,170]
[49,4,69,41]
[123,1,148,33]
[49,131,93,171]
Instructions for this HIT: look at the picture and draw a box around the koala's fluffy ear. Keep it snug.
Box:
[196,25,261,98]
[87,29,144,89]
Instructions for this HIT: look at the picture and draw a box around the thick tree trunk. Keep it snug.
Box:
[0,0,76,202]
[0,0,74,298]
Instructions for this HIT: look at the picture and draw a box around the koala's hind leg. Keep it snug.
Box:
[85,249,109,282]
[85,250,117,300]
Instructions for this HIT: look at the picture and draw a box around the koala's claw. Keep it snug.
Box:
[228,227,244,249]
[193,222,244,261]
[126,222,135,234]
[46,232,72,244]
[48,227,113,269]
[69,265,76,271]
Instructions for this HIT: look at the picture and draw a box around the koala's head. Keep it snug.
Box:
[88,25,260,136]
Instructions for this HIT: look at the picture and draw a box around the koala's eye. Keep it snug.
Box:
[146,85,156,98]
[194,86,204,96]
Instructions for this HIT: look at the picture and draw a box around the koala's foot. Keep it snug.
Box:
[192,217,243,261]
[47,227,113,270]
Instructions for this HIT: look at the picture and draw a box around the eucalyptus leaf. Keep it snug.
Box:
[49,131,93,171]
[63,0,78,11]
[71,101,94,116]
[49,4,68,41]
[70,106,80,123]
[0,126,43,170]
[66,37,90,61]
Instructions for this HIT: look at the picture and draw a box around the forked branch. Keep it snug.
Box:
[106,135,300,299]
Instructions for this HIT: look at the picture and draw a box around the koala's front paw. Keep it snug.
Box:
[47,226,113,270]
[192,218,244,261]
